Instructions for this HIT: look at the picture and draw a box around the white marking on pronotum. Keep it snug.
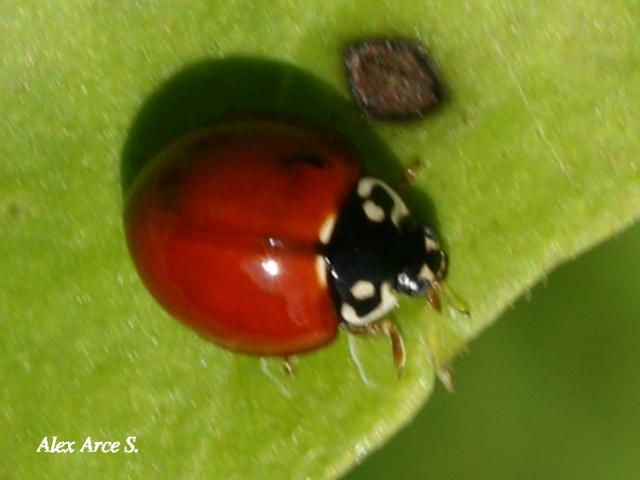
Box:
[315,255,327,288]
[347,334,377,388]
[357,177,377,198]
[350,280,376,300]
[362,200,385,223]
[357,177,409,227]
[341,282,397,326]
[419,264,435,282]
[425,237,439,252]
[341,304,360,325]
[318,214,336,245]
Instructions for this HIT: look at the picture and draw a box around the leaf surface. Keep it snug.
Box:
[1,1,639,478]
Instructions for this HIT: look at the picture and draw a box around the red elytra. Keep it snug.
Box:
[125,121,362,355]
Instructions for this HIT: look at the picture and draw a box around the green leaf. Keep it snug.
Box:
[349,221,640,479]
[2,1,639,479]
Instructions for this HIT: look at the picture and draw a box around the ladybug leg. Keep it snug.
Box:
[437,365,455,393]
[342,320,406,376]
[425,287,442,312]
[282,355,296,375]
[424,337,456,393]
[431,282,471,317]
[396,158,423,192]
[427,350,456,393]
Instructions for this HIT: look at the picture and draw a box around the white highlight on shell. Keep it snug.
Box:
[356,177,409,227]
[318,214,336,245]
[362,200,385,223]
[315,255,328,288]
[350,280,376,300]
[261,258,280,277]
[341,282,397,326]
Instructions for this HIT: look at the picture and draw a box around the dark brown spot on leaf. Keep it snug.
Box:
[345,39,441,121]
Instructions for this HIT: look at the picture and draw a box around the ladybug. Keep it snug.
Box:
[124,120,452,372]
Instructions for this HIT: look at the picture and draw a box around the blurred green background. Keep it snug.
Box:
[349,221,640,479]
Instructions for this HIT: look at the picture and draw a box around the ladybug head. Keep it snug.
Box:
[393,223,448,301]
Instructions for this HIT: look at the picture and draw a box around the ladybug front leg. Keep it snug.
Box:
[342,320,406,376]
[282,355,296,375]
